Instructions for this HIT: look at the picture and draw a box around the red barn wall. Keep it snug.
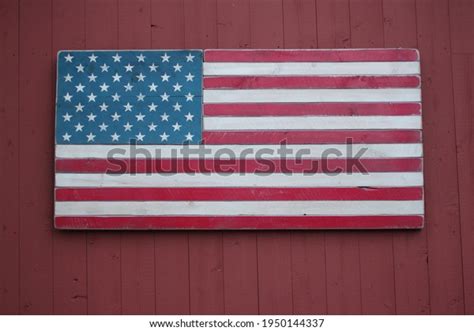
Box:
[1,0,473,314]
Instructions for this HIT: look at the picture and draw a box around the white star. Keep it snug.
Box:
[111,112,121,121]
[112,73,122,82]
[186,53,195,62]
[63,113,72,122]
[148,123,157,131]
[173,82,182,92]
[185,132,194,141]
[75,83,85,92]
[88,73,97,82]
[160,132,169,141]
[185,72,194,82]
[87,112,97,121]
[135,113,145,121]
[123,102,133,112]
[148,103,157,112]
[135,132,145,141]
[86,133,96,142]
[184,112,194,121]
[99,83,109,92]
[136,93,145,102]
[124,83,133,91]
[64,53,74,62]
[64,73,73,82]
[173,63,182,72]
[74,122,84,132]
[185,92,194,102]
[161,73,170,82]
[75,103,85,112]
[124,63,134,72]
[88,53,98,62]
[172,102,182,111]
[136,73,146,82]
[123,122,133,131]
[148,83,158,92]
[99,122,108,131]
[172,122,182,131]
[112,53,122,62]
[99,102,109,112]
[149,63,158,72]
[136,53,146,62]
[100,63,109,72]
[62,132,71,141]
[161,53,170,62]
[160,112,169,121]
[76,64,84,72]
[111,132,120,141]
[111,93,121,102]
[87,93,97,102]
[64,93,73,102]
[160,92,170,102]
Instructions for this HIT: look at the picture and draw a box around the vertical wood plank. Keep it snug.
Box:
[217,0,259,315]
[382,0,430,314]
[283,0,317,49]
[451,54,474,314]
[350,0,396,314]
[317,0,361,315]
[0,0,20,314]
[117,0,155,315]
[18,0,54,314]
[84,0,122,314]
[449,0,474,53]
[52,0,88,314]
[184,0,224,315]
[250,0,292,315]
[416,0,465,314]
[284,0,326,315]
[150,0,190,314]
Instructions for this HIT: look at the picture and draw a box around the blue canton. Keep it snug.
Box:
[56,50,202,144]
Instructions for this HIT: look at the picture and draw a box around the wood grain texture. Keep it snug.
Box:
[0,0,19,314]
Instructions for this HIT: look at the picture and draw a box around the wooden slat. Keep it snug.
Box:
[151,0,190,314]
[383,0,431,314]
[84,0,122,314]
[117,0,155,315]
[451,54,474,314]
[19,0,54,314]
[52,0,87,314]
[216,0,258,314]
[0,0,19,314]
[417,0,465,314]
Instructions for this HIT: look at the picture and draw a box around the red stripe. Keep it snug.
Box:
[203,103,421,116]
[55,187,423,201]
[203,130,421,144]
[55,215,424,229]
[203,76,420,89]
[55,158,422,173]
[204,49,419,62]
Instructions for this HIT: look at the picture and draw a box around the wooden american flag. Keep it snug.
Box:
[55,49,423,229]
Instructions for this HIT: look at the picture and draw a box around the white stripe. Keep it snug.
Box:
[55,172,423,188]
[204,116,421,130]
[203,88,421,103]
[55,200,424,216]
[203,62,420,76]
[56,143,423,159]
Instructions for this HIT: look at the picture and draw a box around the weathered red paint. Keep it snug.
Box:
[1,0,473,315]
